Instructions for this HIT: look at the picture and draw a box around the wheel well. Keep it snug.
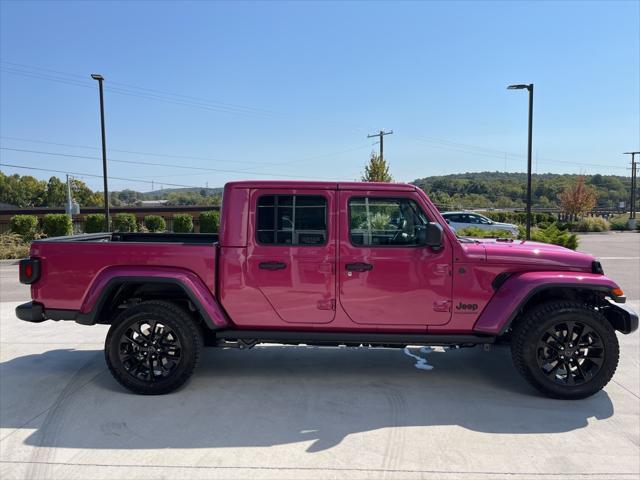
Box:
[94,281,206,329]
[504,286,609,335]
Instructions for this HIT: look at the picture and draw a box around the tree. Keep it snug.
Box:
[362,152,392,182]
[0,172,46,207]
[558,176,597,220]
[71,178,103,207]
[45,176,67,207]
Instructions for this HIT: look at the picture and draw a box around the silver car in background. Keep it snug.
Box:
[441,211,520,236]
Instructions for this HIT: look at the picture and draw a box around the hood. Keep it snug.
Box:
[477,239,595,270]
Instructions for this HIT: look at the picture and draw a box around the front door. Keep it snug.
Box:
[338,191,452,326]
[247,189,336,324]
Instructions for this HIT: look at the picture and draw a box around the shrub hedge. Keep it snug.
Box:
[479,211,556,226]
[574,217,610,232]
[530,224,579,250]
[609,215,631,231]
[199,211,220,233]
[113,213,138,232]
[9,215,39,240]
[84,214,106,233]
[0,233,30,259]
[42,214,73,237]
[144,215,166,232]
[456,223,579,250]
[173,214,193,233]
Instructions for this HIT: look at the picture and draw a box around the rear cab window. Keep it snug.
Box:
[256,194,327,246]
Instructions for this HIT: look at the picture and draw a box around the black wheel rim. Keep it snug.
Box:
[118,319,182,383]
[536,320,604,386]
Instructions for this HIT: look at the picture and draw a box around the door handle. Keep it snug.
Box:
[345,262,373,272]
[259,261,287,271]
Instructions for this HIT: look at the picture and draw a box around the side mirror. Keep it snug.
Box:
[418,223,443,249]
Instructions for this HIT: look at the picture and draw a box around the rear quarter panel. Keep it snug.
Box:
[30,241,216,311]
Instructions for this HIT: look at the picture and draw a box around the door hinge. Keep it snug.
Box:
[317,299,336,310]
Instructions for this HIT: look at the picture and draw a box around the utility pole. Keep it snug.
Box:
[66,174,73,216]
[91,73,110,231]
[367,130,393,162]
[624,151,639,223]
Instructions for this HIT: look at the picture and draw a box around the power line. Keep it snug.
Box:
[412,136,628,171]
[1,60,276,116]
[0,136,280,167]
[0,147,356,180]
[0,136,370,169]
[2,61,629,176]
[0,63,275,118]
[1,60,370,135]
[0,163,204,189]
[0,66,274,119]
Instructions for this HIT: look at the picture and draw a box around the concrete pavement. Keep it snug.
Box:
[0,233,638,479]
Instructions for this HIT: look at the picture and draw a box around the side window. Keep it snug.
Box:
[349,197,429,246]
[257,195,327,246]
[446,214,460,222]
[463,214,479,224]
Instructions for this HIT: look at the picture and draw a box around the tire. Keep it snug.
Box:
[105,300,203,395]
[511,300,619,399]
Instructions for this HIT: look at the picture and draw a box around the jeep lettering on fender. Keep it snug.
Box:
[455,302,479,312]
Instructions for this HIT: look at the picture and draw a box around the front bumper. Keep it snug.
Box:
[604,299,639,334]
[15,301,45,323]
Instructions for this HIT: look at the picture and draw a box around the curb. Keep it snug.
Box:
[0,259,20,265]
[575,231,639,235]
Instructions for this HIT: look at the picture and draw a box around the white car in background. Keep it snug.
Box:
[441,211,520,236]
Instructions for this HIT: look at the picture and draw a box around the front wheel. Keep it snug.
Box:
[511,300,619,399]
[105,300,203,395]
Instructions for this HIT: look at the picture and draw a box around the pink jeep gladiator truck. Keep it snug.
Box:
[16,181,637,398]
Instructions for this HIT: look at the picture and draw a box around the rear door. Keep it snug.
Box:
[338,190,452,326]
[246,189,336,324]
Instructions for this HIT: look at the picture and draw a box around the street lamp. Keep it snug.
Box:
[91,73,110,231]
[623,151,639,223]
[507,83,534,240]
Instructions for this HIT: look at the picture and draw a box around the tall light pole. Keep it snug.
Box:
[91,73,110,231]
[508,83,534,240]
[624,151,639,223]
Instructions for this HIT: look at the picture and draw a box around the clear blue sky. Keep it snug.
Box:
[1,0,638,192]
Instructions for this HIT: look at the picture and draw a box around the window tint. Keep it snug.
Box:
[445,213,461,222]
[257,195,327,245]
[349,197,429,246]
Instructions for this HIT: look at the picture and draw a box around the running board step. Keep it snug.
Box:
[214,330,495,346]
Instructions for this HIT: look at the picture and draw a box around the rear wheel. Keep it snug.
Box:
[105,300,203,395]
[511,300,619,399]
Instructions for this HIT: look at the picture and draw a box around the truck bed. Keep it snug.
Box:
[29,233,218,311]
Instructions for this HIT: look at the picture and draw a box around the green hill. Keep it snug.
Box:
[412,172,632,210]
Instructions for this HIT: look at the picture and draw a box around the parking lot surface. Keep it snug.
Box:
[0,233,638,479]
